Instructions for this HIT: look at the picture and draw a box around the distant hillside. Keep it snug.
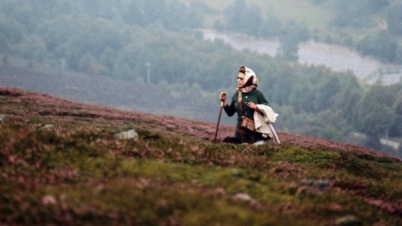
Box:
[0,54,222,123]
[1,87,401,225]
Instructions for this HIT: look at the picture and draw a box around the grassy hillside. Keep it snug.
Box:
[1,87,402,225]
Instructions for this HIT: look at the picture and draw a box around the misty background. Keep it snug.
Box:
[0,0,401,157]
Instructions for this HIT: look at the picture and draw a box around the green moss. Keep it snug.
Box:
[271,146,341,165]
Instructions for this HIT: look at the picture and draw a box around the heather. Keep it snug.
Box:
[1,0,402,154]
[1,87,401,225]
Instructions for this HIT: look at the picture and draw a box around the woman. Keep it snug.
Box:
[219,66,271,144]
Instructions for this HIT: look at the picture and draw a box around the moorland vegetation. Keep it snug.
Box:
[1,87,402,225]
[0,0,401,157]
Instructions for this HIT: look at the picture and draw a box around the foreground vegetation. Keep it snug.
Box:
[1,0,401,153]
[2,120,402,225]
[1,88,401,225]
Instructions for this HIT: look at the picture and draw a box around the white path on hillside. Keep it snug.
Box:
[380,138,400,150]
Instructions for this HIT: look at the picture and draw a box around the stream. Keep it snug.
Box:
[201,29,402,85]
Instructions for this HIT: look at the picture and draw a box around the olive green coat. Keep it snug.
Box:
[223,88,270,143]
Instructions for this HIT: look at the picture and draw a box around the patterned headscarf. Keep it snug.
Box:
[242,66,259,89]
[236,66,259,112]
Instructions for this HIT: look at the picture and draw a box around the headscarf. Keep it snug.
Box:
[236,66,259,112]
[242,66,259,88]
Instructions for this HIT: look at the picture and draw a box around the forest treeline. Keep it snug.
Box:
[1,0,401,65]
[217,0,401,63]
[0,0,401,156]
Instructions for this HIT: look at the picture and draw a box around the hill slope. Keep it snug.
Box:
[1,87,401,225]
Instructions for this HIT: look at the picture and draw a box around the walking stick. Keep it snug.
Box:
[213,100,225,143]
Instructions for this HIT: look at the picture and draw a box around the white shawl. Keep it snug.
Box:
[254,105,280,144]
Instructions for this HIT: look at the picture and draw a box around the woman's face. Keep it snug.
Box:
[237,73,245,87]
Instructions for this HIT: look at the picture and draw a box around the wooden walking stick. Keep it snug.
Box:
[213,94,226,143]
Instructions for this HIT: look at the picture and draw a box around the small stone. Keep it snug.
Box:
[42,195,57,206]
[253,140,265,146]
[315,179,330,191]
[39,124,55,131]
[300,179,330,191]
[233,193,254,202]
[113,129,138,141]
[336,215,362,226]
[0,115,5,123]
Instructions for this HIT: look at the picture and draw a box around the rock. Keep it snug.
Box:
[336,215,362,226]
[0,114,5,123]
[253,140,265,146]
[233,193,254,202]
[41,195,57,206]
[39,124,55,131]
[113,129,138,141]
[300,179,330,191]
[314,179,330,191]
